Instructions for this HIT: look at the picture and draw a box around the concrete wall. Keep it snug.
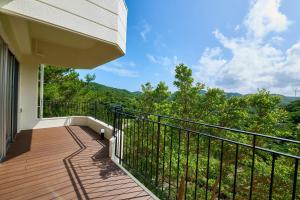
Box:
[32,116,114,139]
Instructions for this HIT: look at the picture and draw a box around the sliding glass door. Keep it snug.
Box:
[0,37,19,160]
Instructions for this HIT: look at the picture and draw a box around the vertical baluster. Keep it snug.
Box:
[249,135,256,200]
[141,117,145,171]
[218,141,224,200]
[133,117,136,168]
[269,153,275,200]
[155,115,161,186]
[107,105,109,123]
[292,159,298,200]
[194,133,200,200]
[233,144,239,200]
[169,127,173,198]
[151,121,155,179]
[176,129,181,198]
[137,117,140,170]
[125,115,129,165]
[146,117,150,174]
[94,101,96,119]
[184,131,190,200]
[162,125,167,192]
[119,112,123,164]
[205,137,211,200]
[129,116,132,168]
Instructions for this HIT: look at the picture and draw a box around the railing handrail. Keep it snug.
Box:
[43,100,300,145]
[115,109,300,159]
[115,106,300,145]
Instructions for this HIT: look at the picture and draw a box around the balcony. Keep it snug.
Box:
[2,101,298,200]
[0,125,154,200]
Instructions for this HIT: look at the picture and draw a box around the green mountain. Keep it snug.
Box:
[88,82,139,107]
[276,95,300,104]
[89,83,300,105]
[90,82,137,98]
[198,90,299,104]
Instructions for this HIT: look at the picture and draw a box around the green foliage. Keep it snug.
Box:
[136,81,171,115]
[172,64,205,120]
[84,73,96,83]
[44,65,84,102]
[286,100,300,124]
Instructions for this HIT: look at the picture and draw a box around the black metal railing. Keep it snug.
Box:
[43,101,299,200]
[113,108,300,200]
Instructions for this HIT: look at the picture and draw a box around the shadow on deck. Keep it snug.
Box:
[0,126,153,200]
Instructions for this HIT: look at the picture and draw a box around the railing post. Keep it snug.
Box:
[155,115,161,186]
[119,110,123,164]
[94,101,97,119]
[249,135,256,199]
[114,108,119,159]
[113,106,117,137]
[113,105,123,162]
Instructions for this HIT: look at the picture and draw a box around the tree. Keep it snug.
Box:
[137,81,171,115]
[172,64,204,121]
[286,100,300,124]
[43,65,83,102]
[153,81,171,115]
[84,73,96,84]
[138,82,155,113]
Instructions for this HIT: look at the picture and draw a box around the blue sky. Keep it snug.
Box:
[78,0,300,96]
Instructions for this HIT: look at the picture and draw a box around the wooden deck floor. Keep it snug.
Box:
[0,126,153,200]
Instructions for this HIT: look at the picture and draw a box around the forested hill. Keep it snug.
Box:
[225,93,300,104]
[43,66,137,107]
[89,82,139,99]
[224,92,300,104]
[189,90,299,104]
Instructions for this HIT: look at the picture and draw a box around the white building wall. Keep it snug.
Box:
[18,63,39,131]
[0,0,127,53]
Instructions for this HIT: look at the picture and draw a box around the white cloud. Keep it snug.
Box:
[244,0,291,40]
[99,61,139,78]
[146,54,168,66]
[234,25,240,32]
[270,36,284,45]
[153,34,168,49]
[146,54,181,74]
[194,0,300,96]
[194,47,227,86]
[146,54,181,67]
[140,21,151,41]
